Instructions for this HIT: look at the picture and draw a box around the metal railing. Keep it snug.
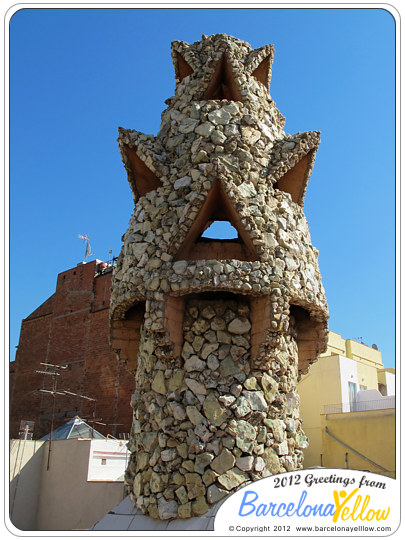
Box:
[324,396,395,414]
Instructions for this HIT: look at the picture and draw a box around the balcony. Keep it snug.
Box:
[324,395,395,414]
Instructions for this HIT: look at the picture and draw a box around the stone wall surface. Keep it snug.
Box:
[110,34,329,519]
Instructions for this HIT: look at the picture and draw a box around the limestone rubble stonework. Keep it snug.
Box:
[109,33,329,520]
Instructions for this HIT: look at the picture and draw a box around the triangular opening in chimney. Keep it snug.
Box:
[176,52,194,82]
[175,181,259,261]
[203,54,242,101]
[252,56,271,88]
[124,145,163,198]
[202,221,239,240]
[274,152,312,204]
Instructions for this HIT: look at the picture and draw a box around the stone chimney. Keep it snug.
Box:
[110,34,328,520]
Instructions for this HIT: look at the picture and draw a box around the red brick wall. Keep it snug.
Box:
[10,261,135,439]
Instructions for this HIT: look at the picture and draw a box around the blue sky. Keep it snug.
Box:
[9,7,396,367]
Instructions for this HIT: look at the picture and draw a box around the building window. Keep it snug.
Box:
[348,381,357,412]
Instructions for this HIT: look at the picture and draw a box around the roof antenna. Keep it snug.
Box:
[78,234,93,262]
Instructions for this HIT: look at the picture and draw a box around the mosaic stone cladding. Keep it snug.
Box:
[110,34,329,520]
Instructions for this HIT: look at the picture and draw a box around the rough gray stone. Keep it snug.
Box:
[195,123,215,137]
[185,378,207,395]
[232,396,252,418]
[186,406,205,426]
[184,355,205,372]
[217,468,250,490]
[242,390,268,412]
[210,448,235,475]
[208,108,232,125]
[236,455,254,472]
[161,448,177,461]
[158,497,179,520]
[219,357,240,377]
[207,484,229,504]
[261,447,281,474]
[228,318,252,334]
[203,394,227,426]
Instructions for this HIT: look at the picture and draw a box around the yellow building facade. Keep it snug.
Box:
[298,331,395,478]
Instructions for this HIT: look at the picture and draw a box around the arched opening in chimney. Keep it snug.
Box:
[110,302,146,374]
[289,303,325,374]
[181,292,251,378]
[164,292,271,365]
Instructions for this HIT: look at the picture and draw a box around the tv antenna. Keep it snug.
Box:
[35,362,68,469]
[351,336,364,344]
[78,234,93,262]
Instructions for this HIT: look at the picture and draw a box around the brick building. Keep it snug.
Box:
[9,260,135,440]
